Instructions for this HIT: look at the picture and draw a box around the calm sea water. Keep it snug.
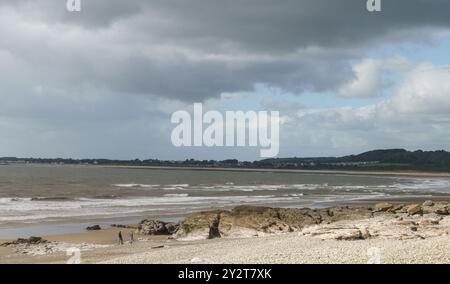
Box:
[1,164,450,228]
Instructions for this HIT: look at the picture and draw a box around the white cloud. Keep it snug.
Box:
[279,62,450,156]
[338,59,384,98]
[386,64,450,115]
[337,57,411,98]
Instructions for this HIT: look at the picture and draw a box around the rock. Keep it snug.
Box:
[374,202,394,212]
[110,224,138,229]
[208,216,221,239]
[422,200,434,207]
[419,218,440,226]
[175,205,372,240]
[27,236,45,244]
[175,211,223,240]
[421,202,450,215]
[360,227,371,239]
[394,220,417,226]
[165,222,179,234]
[335,231,362,240]
[137,219,179,235]
[406,204,422,215]
[1,236,49,247]
[312,228,369,241]
[86,225,101,231]
[390,204,405,213]
[435,207,449,215]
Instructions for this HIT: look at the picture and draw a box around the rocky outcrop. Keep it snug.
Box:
[1,236,49,247]
[406,204,422,216]
[111,224,138,229]
[86,225,101,231]
[421,201,449,215]
[301,213,450,241]
[1,237,110,256]
[175,211,223,240]
[137,219,179,235]
[373,201,450,216]
[374,202,394,212]
[208,215,221,239]
[175,205,373,240]
[173,202,450,241]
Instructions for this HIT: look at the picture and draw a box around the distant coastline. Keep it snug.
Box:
[3,149,450,173]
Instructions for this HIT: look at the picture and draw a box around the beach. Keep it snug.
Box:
[1,165,450,264]
[1,201,450,264]
[2,230,449,264]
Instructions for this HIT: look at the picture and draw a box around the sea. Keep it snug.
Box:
[1,164,450,238]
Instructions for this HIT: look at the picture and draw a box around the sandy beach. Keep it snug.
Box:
[1,201,450,264]
[1,225,449,264]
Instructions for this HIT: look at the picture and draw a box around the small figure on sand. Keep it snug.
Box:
[129,231,134,244]
[118,231,124,245]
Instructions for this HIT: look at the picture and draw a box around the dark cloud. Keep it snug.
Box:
[5,0,450,49]
[1,0,450,101]
[1,0,450,159]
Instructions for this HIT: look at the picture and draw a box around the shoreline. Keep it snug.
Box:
[2,195,450,240]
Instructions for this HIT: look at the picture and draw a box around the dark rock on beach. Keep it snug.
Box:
[137,219,179,235]
[1,236,49,247]
[111,224,138,229]
[86,225,102,231]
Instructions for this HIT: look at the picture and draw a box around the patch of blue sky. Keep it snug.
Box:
[367,35,450,65]
[217,36,450,113]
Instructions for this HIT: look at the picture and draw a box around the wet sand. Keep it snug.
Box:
[0,227,169,264]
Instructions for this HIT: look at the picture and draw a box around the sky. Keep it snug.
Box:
[1,0,450,161]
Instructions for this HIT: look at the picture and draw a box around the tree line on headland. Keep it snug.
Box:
[2,149,450,172]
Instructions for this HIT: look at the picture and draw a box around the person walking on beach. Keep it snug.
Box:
[118,231,124,245]
[129,231,134,244]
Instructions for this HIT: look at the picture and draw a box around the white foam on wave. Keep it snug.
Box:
[163,193,189,197]
[182,183,333,192]
[390,178,450,193]
[3,178,449,224]
[0,194,295,224]
[113,183,160,188]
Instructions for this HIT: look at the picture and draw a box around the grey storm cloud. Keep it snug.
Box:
[2,0,450,159]
[1,0,450,101]
[6,0,450,49]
